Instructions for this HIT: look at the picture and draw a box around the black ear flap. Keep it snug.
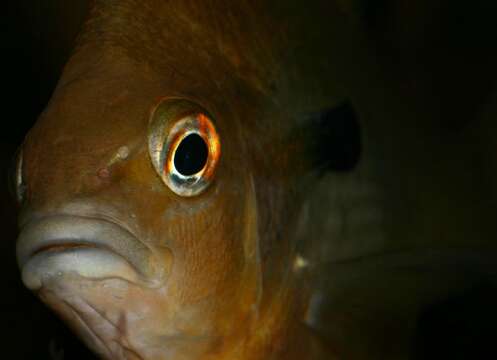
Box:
[305,101,362,174]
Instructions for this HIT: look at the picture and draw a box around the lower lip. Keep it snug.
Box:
[22,247,141,290]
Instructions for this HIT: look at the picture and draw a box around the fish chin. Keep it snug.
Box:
[40,283,140,360]
[38,273,215,360]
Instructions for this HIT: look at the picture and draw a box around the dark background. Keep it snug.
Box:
[2,0,497,359]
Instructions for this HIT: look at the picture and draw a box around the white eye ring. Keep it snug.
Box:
[148,99,221,197]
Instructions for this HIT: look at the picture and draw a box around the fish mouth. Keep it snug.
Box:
[17,215,159,290]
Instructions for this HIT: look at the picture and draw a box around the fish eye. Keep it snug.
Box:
[173,133,208,176]
[148,99,221,197]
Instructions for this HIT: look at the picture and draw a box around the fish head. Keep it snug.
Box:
[12,1,356,358]
[14,48,293,359]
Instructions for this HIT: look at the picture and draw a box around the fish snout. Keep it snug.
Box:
[17,215,165,290]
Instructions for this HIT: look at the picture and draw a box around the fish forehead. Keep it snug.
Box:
[79,0,281,90]
[21,57,155,203]
[75,0,344,112]
[28,55,158,148]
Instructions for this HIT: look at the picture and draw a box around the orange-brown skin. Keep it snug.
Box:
[17,1,343,359]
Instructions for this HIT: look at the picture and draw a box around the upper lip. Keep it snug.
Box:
[16,214,153,279]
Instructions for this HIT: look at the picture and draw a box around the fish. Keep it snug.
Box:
[13,1,497,359]
[13,1,359,359]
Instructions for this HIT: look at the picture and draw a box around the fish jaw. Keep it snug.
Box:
[16,214,176,359]
[35,273,220,360]
[15,214,222,359]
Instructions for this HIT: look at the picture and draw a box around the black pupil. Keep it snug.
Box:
[173,133,209,176]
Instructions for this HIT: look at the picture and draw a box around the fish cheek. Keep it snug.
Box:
[153,179,253,335]
[118,124,254,338]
